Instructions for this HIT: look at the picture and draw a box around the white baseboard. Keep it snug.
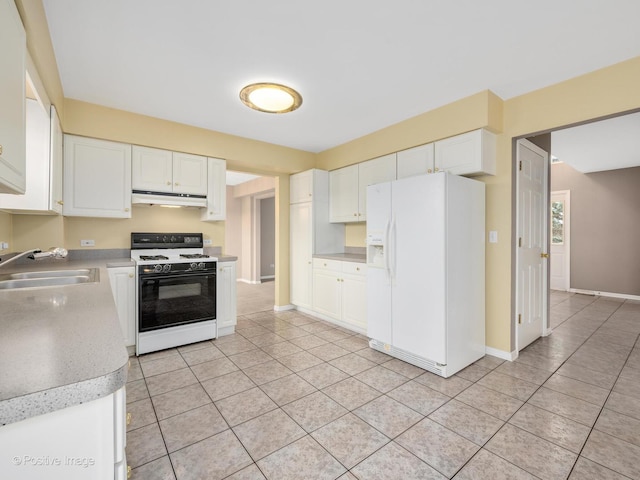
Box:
[291,306,366,335]
[237,278,261,285]
[485,346,518,361]
[568,288,640,301]
[260,275,275,281]
[273,304,295,312]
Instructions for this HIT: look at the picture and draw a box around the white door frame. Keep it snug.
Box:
[550,190,571,291]
[515,139,550,354]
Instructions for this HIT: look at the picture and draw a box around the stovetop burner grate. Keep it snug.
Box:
[140,255,169,261]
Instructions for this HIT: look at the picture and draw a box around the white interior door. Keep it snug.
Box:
[550,190,570,291]
[516,139,548,350]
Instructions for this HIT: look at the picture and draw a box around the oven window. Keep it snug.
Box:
[139,273,216,332]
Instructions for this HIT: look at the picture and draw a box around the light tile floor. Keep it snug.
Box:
[126,290,640,479]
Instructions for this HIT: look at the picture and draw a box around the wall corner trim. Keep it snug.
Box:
[485,346,518,361]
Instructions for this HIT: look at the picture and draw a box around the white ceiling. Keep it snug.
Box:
[226,170,261,186]
[551,112,640,173]
[42,0,640,153]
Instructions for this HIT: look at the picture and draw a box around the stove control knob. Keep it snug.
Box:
[154,264,163,273]
[190,263,197,270]
[198,262,205,270]
[163,264,171,273]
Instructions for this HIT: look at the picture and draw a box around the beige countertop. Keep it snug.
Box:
[0,258,131,426]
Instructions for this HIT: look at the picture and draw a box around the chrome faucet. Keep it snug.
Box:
[0,247,68,269]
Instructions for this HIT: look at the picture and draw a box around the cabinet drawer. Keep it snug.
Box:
[342,262,366,276]
[313,258,341,271]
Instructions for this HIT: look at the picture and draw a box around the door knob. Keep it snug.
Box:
[540,253,549,258]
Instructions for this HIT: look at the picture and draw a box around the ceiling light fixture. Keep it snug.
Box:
[239,82,302,114]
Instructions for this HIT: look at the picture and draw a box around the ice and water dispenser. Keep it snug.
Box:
[367,231,386,268]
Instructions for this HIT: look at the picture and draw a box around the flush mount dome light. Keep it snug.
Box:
[239,83,302,114]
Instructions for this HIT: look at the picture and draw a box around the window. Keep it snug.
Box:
[551,200,564,244]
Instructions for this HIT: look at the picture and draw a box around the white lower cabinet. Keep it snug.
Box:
[312,259,366,333]
[0,386,128,480]
[216,261,237,336]
[108,266,136,347]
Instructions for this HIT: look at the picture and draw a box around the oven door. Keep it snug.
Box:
[138,271,216,332]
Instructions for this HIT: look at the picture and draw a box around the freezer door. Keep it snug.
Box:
[366,182,392,343]
[391,174,447,364]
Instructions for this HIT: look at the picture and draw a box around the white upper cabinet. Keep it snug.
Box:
[131,146,173,192]
[201,157,226,221]
[172,152,208,195]
[132,146,207,195]
[330,154,396,223]
[0,0,26,194]
[357,154,396,222]
[329,164,358,222]
[434,129,496,176]
[290,169,314,204]
[0,101,63,214]
[63,135,132,218]
[397,143,434,179]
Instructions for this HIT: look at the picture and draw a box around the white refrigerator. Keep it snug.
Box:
[366,172,485,378]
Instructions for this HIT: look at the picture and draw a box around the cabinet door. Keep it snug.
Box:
[434,129,496,176]
[290,170,313,204]
[0,0,26,194]
[108,267,136,347]
[312,268,341,320]
[50,105,63,213]
[63,135,132,218]
[132,145,172,193]
[290,202,312,308]
[217,261,237,335]
[329,165,358,223]
[201,157,226,221]
[358,154,396,221]
[172,152,208,195]
[397,144,434,179]
[342,273,367,331]
[0,99,50,212]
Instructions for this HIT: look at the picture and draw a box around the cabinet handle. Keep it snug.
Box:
[324,263,327,266]
[308,193,312,197]
[57,200,64,205]
[124,208,130,212]
[427,169,432,174]
[166,181,171,185]
[175,182,180,186]
[358,213,362,216]
[353,213,357,216]
[126,412,132,425]
[356,267,360,271]
[308,261,311,264]
[127,465,132,479]
[435,167,440,172]
[128,273,134,278]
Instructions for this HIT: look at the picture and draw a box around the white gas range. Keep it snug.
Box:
[131,232,218,355]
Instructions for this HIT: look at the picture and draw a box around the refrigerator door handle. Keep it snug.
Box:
[384,219,391,280]
[389,215,396,282]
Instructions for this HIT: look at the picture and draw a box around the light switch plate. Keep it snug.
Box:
[203,239,212,245]
[489,231,498,243]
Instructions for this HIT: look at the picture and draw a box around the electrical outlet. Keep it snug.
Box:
[80,239,95,247]
[203,239,212,245]
[0,242,8,250]
[489,231,498,243]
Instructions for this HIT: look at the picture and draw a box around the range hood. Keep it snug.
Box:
[131,190,207,208]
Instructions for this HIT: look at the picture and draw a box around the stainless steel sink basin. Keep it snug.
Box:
[10,269,92,279]
[0,268,99,290]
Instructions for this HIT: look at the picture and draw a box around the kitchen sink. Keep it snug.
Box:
[9,269,92,279]
[0,268,99,290]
